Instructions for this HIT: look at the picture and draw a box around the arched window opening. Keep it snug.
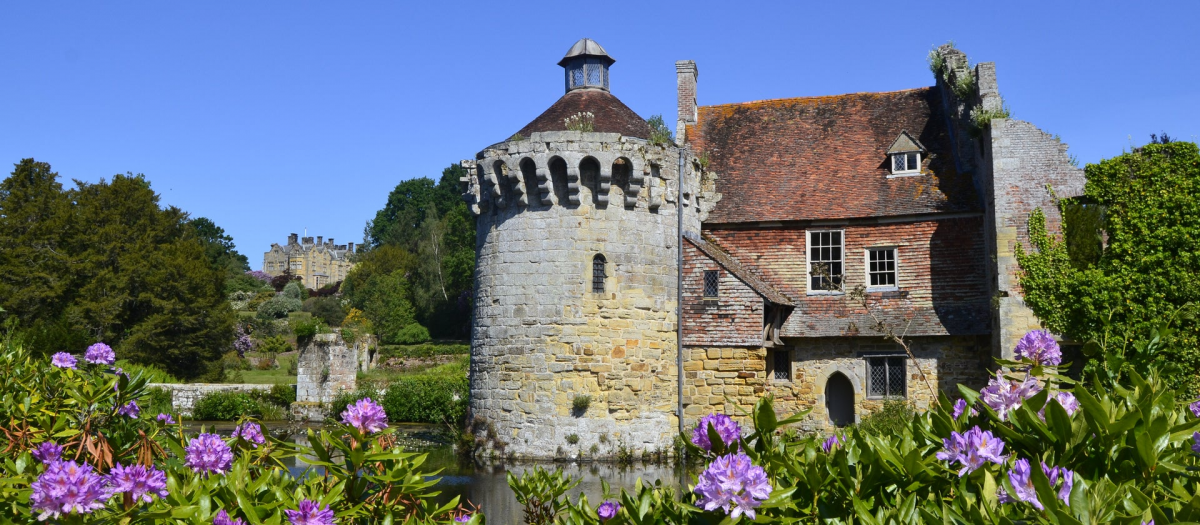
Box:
[519,157,540,206]
[492,160,511,198]
[612,158,631,206]
[825,372,855,427]
[549,156,570,205]
[579,157,601,204]
[591,254,606,293]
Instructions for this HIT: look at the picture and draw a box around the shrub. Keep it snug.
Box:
[282,281,305,301]
[389,323,431,345]
[303,296,346,327]
[255,335,291,355]
[291,318,325,348]
[224,273,270,295]
[143,386,174,415]
[247,290,275,311]
[377,343,469,359]
[264,383,296,407]
[646,114,674,146]
[256,295,302,319]
[856,398,913,436]
[114,359,180,384]
[572,394,591,414]
[191,391,264,420]
[381,375,468,424]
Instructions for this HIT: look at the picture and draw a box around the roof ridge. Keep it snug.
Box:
[698,86,933,111]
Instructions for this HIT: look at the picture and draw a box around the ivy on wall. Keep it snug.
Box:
[1017,141,1200,392]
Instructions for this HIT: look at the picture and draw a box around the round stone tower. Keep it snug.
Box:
[461,39,702,458]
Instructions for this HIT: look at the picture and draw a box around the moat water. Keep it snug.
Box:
[188,421,693,523]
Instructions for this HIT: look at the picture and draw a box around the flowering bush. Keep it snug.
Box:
[516,330,1200,524]
[0,338,479,524]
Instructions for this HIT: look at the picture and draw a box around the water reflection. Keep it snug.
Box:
[186,422,693,523]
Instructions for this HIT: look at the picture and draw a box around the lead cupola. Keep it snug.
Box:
[559,38,614,92]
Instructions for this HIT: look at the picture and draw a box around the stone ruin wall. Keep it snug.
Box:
[295,333,368,416]
[464,131,709,458]
[148,383,277,417]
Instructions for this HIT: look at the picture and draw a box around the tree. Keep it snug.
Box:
[0,160,236,378]
[1018,140,1200,391]
[189,217,250,276]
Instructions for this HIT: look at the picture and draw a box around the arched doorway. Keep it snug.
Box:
[825,372,855,427]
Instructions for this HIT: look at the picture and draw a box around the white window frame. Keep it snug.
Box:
[805,229,845,295]
[889,151,921,176]
[864,246,899,292]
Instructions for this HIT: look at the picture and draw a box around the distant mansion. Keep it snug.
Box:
[460,39,1082,458]
[262,234,357,289]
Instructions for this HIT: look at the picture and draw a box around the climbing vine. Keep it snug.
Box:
[1017,141,1200,392]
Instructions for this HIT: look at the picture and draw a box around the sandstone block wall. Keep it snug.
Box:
[465,132,705,458]
[983,119,1085,357]
[296,333,360,405]
[682,336,990,432]
[148,383,277,417]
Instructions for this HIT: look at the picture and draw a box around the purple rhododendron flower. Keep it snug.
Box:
[951,399,979,419]
[1043,464,1074,504]
[821,434,839,453]
[214,509,247,525]
[246,270,273,283]
[694,452,772,520]
[1014,330,1062,366]
[1039,392,1081,420]
[51,352,77,369]
[185,433,233,475]
[1143,521,1155,525]
[232,422,266,448]
[32,442,63,464]
[108,463,168,504]
[935,426,1006,476]
[117,401,140,418]
[1190,400,1200,418]
[341,398,388,435]
[981,375,1041,421]
[1008,458,1042,510]
[84,343,116,365]
[691,414,741,452]
[453,515,470,523]
[1192,432,1200,455]
[597,500,620,521]
[156,413,176,425]
[285,499,335,525]
[29,460,111,520]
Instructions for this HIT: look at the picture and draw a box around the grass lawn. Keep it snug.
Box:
[237,353,298,384]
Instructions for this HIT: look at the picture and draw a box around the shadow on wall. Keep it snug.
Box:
[929,218,991,336]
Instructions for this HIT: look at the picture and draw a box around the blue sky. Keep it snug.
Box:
[3,1,1197,269]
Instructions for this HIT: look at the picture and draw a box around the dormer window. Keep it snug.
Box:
[891,152,920,174]
[886,130,927,177]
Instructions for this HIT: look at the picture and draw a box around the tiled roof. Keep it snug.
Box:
[516,89,651,139]
[688,87,980,223]
[685,233,793,306]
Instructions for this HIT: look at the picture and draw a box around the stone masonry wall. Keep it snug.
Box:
[296,333,360,405]
[466,132,703,458]
[148,383,276,417]
[983,119,1085,357]
[682,336,990,432]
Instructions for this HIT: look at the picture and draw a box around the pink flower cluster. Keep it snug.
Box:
[51,352,77,369]
[693,452,772,520]
[691,414,741,452]
[341,398,389,435]
[980,376,1041,421]
[185,433,233,475]
[285,499,335,525]
[936,426,1006,476]
[233,422,266,448]
[1013,330,1062,367]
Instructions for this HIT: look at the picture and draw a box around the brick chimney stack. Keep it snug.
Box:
[676,60,698,143]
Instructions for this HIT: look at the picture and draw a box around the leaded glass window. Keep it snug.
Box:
[772,349,791,381]
[703,270,720,299]
[891,152,920,174]
[867,356,906,398]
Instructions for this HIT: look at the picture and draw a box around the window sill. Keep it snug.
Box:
[806,291,845,296]
[865,286,899,293]
[866,395,908,400]
[886,171,924,178]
